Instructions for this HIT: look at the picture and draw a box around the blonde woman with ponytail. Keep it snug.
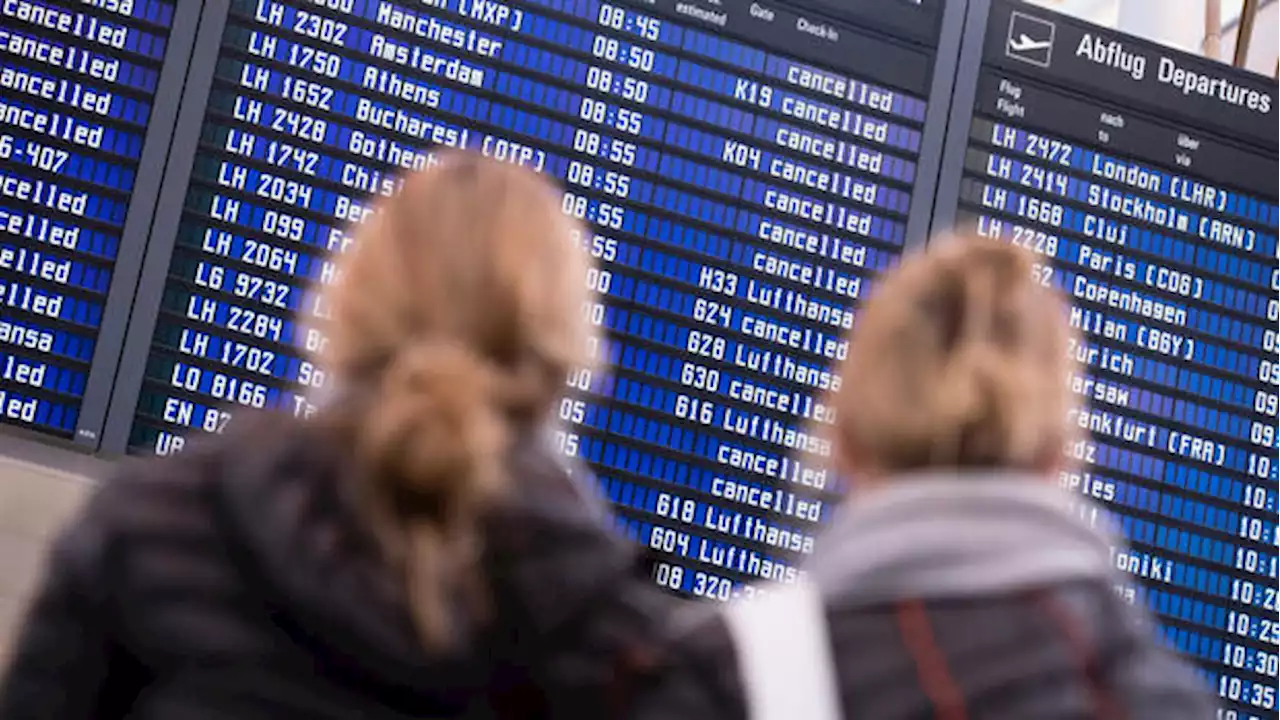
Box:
[640,234,1216,720]
[1,151,675,720]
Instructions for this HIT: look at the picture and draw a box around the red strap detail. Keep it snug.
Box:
[895,599,968,720]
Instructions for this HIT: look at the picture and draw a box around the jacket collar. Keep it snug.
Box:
[809,472,1122,607]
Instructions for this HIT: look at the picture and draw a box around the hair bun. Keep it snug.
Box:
[360,341,508,507]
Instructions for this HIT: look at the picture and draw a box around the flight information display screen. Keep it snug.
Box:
[943,1,1278,715]
[0,0,174,442]
[118,0,950,600]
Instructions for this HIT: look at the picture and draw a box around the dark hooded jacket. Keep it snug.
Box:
[636,473,1220,720]
[0,413,676,720]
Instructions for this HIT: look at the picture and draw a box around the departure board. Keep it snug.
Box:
[102,0,960,599]
[934,1,1279,716]
[0,0,191,446]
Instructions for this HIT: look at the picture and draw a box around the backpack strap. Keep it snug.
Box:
[723,582,841,720]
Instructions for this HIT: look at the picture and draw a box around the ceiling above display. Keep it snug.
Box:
[1034,0,1257,28]
[1028,0,1277,75]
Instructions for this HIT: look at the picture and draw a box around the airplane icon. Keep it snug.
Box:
[1006,12,1056,68]
[1008,34,1052,53]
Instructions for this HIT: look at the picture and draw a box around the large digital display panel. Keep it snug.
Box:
[100,0,963,600]
[44,1,1275,712]
[933,1,1278,716]
[0,0,192,447]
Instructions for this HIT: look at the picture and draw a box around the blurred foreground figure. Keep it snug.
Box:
[0,151,672,719]
[638,235,1215,720]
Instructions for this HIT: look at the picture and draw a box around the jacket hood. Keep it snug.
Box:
[203,413,637,712]
[809,472,1124,607]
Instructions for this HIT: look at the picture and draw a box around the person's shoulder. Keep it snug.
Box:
[951,580,1216,719]
[1072,582,1219,718]
[88,439,219,530]
[91,413,322,531]
[38,423,262,606]
[1041,577,1168,654]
